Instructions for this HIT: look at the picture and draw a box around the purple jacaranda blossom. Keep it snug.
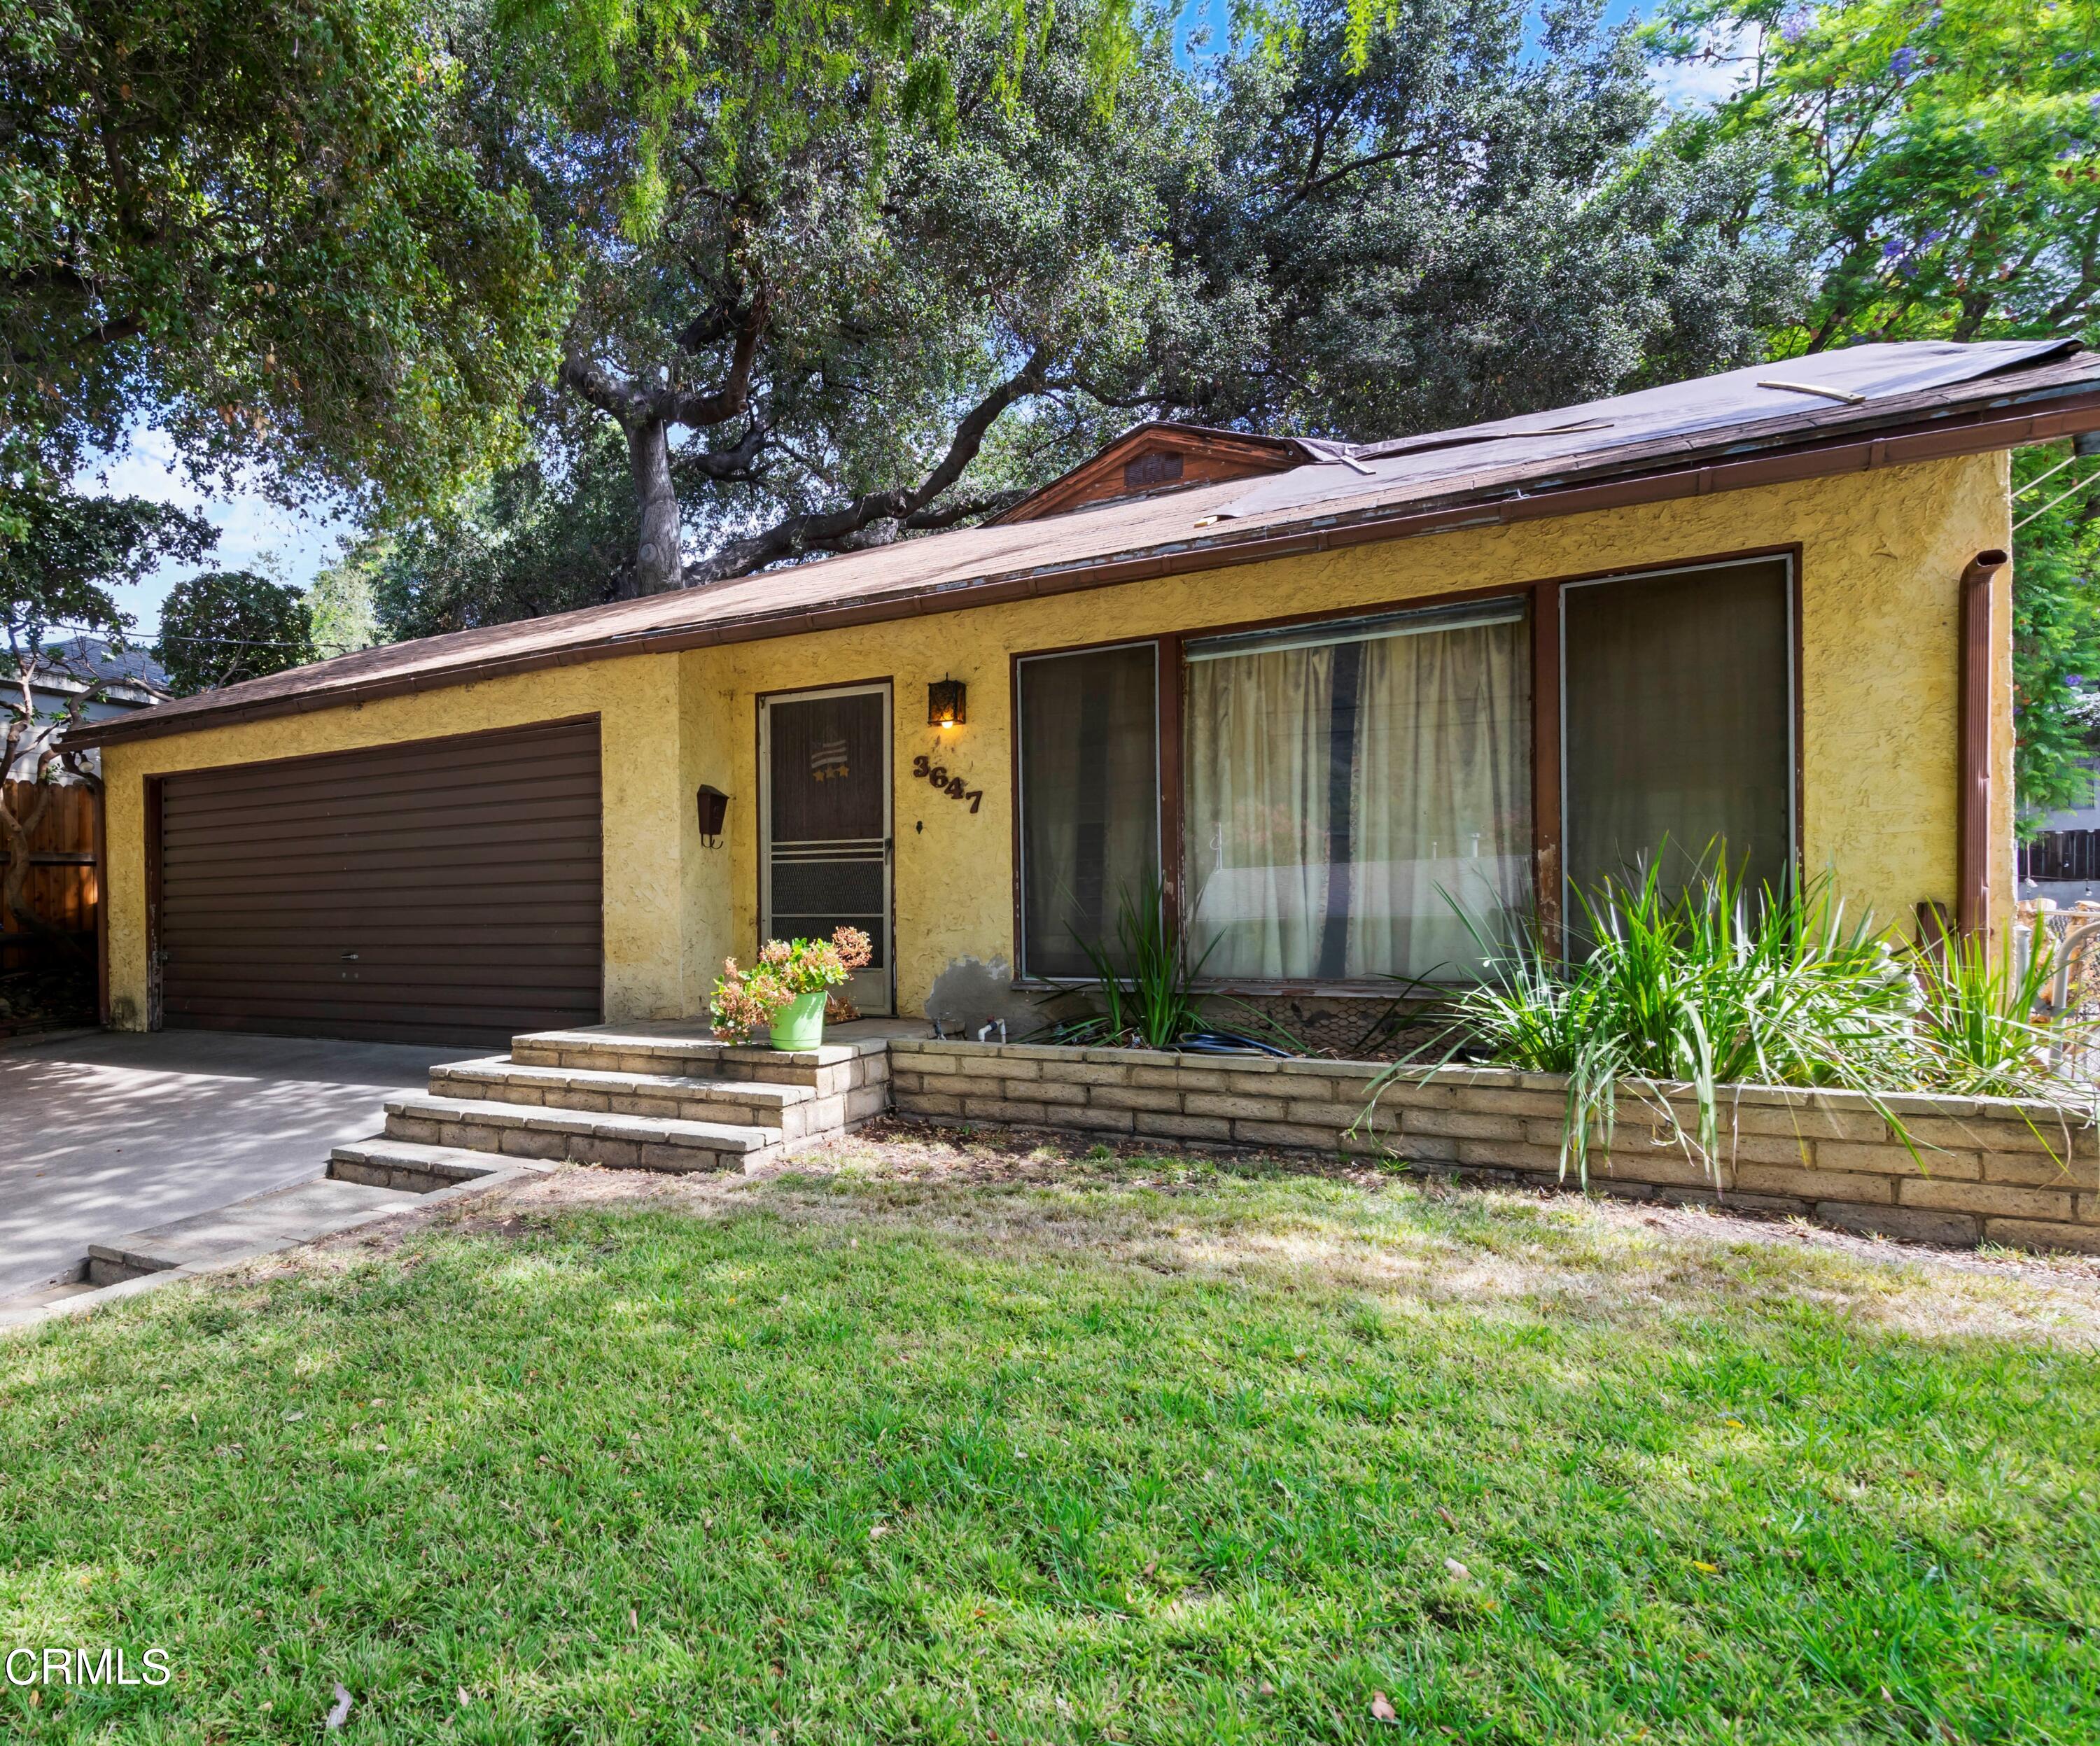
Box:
[1889,45,1918,76]
[1779,10,1812,41]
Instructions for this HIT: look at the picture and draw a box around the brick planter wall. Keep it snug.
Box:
[886,1039,2100,1254]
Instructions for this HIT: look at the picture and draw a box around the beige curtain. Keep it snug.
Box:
[1184,611,1530,982]
[1184,646,1331,978]
[1348,621,1532,978]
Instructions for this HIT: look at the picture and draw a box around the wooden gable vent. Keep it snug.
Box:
[993,423,1309,525]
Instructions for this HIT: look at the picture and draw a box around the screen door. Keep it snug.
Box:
[760,684,892,1015]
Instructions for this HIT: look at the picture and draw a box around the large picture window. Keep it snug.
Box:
[1016,644,1160,978]
[1562,556,1793,922]
[1182,600,1533,982]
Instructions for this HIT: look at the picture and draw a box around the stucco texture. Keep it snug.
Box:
[101,454,2012,1031]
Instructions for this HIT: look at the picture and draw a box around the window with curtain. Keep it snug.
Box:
[1562,557,1793,923]
[1182,600,1533,982]
[1016,644,1160,978]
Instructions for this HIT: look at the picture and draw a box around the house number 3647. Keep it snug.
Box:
[911,755,983,813]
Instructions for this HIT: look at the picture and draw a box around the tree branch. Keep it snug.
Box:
[558,348,649,423]
[664,290,770,428]
[682,350,1056,584]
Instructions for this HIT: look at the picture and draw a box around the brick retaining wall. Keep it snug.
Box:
[887,1039,2100,1254]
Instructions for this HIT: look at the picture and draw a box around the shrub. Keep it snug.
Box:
[708,927,873,1041]
[1371,857,2098,1185]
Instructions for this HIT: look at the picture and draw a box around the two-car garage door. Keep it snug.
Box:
[154,718,603,1047]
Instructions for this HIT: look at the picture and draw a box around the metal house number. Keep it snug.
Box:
[911,754,982,813]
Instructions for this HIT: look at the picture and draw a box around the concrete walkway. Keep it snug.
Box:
[0,1030,463,1297]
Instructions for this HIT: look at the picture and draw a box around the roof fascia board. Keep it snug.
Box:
[71,381,2100,751]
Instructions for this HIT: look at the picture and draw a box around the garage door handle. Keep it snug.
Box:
[340,952,360,962]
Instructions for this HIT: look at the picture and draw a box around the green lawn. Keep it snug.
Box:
[4,1133,2099,1743]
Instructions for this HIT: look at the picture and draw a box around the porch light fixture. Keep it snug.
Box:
[927,677,967,728]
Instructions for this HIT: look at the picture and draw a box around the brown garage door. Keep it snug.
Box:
[155,717,603,1046]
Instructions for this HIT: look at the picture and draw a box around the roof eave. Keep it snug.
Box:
[71,374,2100,753]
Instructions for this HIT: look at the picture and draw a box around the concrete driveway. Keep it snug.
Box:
[1,1030,463,1297]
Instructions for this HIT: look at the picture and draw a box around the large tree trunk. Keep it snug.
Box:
[624,418,683,597]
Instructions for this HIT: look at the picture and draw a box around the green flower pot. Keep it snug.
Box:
[769,989,827,1051]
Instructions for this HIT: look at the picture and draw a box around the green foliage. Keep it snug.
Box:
[1,0,561,516]
[1912,927,2073,1099]
[2010,443,2100,828]
[1648,0,2100,351]
[154,572,316,696]
[1396,856,2096,1187]
[489,0,1114,234]
[4,1160,2099,1738]
[0,478,214,655]
[1155,0,1812,437]
[466,0,1191,592]
[1055,873,1219,1050]
[358,431,640,639]
[304,556,382,662]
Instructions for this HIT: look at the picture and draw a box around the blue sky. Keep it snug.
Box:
[91,0,1740,640]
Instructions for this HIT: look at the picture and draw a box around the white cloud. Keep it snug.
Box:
[74,425,354,636]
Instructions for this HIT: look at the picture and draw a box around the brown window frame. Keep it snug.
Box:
[1007,544,1803,992]
[1550,547,1804,952]
[1009,638,1166,983]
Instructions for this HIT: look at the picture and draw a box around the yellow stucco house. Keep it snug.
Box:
[73,340,2100,1047]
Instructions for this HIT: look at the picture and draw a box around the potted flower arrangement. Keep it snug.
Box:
[708,926,874,1050]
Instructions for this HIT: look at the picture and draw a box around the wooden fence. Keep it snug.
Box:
[1,781,97,971]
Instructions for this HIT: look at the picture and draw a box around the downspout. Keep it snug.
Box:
[1957,548,2010,939]
[92,780,108,1027]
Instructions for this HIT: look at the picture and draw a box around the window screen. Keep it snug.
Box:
[1182,601,1532,981]
[1562,556,1793,924]
[1017,645,1160,978]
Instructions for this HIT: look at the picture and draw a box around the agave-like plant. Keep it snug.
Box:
[1366,853,2098,1188]
[1914,929,2091,1099]
[1044,873,1217,1051]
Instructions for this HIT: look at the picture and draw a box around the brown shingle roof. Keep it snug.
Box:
[75,340,2100,747]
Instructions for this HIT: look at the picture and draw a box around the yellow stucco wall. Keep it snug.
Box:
[100,453,2013,1030]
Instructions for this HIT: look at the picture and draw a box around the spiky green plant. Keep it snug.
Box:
[1050,873,1218,1052]
[1363,856,2100,1188]
[1914,930,2092,1100]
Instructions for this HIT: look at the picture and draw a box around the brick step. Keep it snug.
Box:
[509,1022,893,1106]
[384,1093,780,1174]
[328,1137,545,1195]
[428,1056,837,1136]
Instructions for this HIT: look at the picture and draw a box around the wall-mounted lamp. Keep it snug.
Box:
[927,677,967,728]
[696,784,729,847]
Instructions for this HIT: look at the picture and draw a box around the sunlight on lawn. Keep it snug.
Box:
[4,1132,2097,1743]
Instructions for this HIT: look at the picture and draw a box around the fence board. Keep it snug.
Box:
[1,781,97,969]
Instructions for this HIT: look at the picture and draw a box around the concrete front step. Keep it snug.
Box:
[328,1137,545,1195]
[384,1092,780,1174]
[428,1055,838,1136]
[87,1176,426,1285]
